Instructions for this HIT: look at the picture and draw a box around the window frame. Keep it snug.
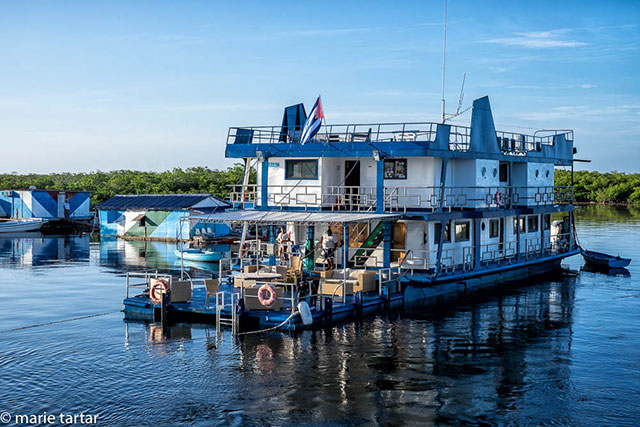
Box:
[284,159,319,180]
[454,221,471,242]
[433,222,451,244]
[489,219,500,238]
[527,215,539,233]
[383,158,408,180]
[543,214,551,230]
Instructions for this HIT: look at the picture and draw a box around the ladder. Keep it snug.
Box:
[215,292,239,335]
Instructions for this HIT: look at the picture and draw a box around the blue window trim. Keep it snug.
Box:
[284,159,319,180]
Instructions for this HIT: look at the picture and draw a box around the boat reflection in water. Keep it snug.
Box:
[0,233,89,267]
[99,237,231,274]
[127,276,577,425]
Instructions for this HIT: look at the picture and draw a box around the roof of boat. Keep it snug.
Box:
[97,194,229,210]
[190,210,400,224]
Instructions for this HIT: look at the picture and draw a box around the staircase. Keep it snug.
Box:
[350,221,395,266]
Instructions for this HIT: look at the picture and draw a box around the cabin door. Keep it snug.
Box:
[391,222,406,263]
[499,217,505,252]
[344,160,360,209]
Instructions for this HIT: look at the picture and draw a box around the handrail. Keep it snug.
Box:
[229,184,573,212]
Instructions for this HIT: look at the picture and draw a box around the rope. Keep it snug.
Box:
[235,311,299,335]
[0,311,120,334]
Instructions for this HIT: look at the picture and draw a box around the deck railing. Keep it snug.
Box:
[497,129,573,155]
[227,122,572,152]
[227,122,440,145]
[229,184,573,212]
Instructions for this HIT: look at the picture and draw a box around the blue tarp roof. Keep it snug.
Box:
[97,194,229,210]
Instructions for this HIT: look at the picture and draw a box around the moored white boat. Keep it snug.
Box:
[174,248,223,262]
[0,218,48,233]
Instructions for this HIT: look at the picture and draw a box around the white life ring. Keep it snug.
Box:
[494,190,504,206]
[150,279,169,304]
[257,284,277,307]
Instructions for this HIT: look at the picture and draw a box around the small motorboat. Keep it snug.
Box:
[174,248,223,262]
[0,218,48,233]
[581,249,631,269]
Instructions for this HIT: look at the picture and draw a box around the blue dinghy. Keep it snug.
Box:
[582,249,631,269]
[174,248,223,262]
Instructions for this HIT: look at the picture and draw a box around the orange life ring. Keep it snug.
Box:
[494,190,504,206]
[257,284,277,307]
[150,280,169,304]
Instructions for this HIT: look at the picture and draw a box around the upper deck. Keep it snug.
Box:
[225,97,574,166]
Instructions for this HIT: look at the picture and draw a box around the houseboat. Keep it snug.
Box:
[123,96,579,332]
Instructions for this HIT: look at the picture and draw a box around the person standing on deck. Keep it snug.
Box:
[320,228,339,270]
[276,226,290,264]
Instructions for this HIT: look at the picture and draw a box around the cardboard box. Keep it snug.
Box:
[320,270,334,279]
[354,271,376,293]
[320,280,354,297]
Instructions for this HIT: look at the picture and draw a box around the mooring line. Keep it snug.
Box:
[0,311,121,334]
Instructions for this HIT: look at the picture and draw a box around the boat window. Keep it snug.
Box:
[433,222,450,244]
[513,217,526,233]
[489,219,499,238]
[383,159,407,179]
[527,215,539,233]
[285,160,318,180]
[543,214,551,230]
[454,221,470,242]
[499,163,509,182]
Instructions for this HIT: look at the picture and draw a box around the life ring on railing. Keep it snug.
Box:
[257,284,277,307]
[150,279,169,304]
[494,190,504,206]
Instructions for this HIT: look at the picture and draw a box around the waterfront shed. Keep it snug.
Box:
[0,189,91,219]
[97,194,230,240]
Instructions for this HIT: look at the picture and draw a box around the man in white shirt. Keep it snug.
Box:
[276,226,290,264]
[320,228,339,270]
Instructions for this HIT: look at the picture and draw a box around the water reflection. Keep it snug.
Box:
[127,277,577,424]
[0,233,89,267]
[99,237,231,273]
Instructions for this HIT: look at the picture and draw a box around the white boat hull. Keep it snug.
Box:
[0,219,47,233]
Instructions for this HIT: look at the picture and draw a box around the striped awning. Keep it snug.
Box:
[189,210,399,225]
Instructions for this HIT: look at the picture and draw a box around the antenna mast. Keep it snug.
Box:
[441,0,447,124]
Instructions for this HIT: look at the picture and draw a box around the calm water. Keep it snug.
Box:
[1,206,639,425]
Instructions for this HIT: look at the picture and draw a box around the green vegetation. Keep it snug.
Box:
[0,167,637,207]
[555,170,640,205]
[0,165,254,206]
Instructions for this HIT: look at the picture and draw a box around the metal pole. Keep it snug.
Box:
[441,0,447,124]
[179,217,184,280]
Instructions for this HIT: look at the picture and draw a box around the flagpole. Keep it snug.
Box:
[320,95,329,144]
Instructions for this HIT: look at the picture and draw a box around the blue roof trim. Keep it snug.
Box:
[97,194,229,210]
[225,141,573,165]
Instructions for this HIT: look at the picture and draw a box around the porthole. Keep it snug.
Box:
[482,166,487,177]
[492,168,498,178]
[481,222,486,231]
[546,170,550,178]
[535,169,540,178]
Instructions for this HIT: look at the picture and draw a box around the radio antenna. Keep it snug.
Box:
[440,0,447,124]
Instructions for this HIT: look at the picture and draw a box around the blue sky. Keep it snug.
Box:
[1,0,639,173]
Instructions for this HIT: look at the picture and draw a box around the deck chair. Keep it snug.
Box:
[287,256,303,283]
[204,279,219,308]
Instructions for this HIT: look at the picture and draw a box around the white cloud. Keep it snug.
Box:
[486,30,588,49]
[515,104,640,121]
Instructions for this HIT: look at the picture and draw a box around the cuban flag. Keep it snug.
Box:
[300,96,324,144]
